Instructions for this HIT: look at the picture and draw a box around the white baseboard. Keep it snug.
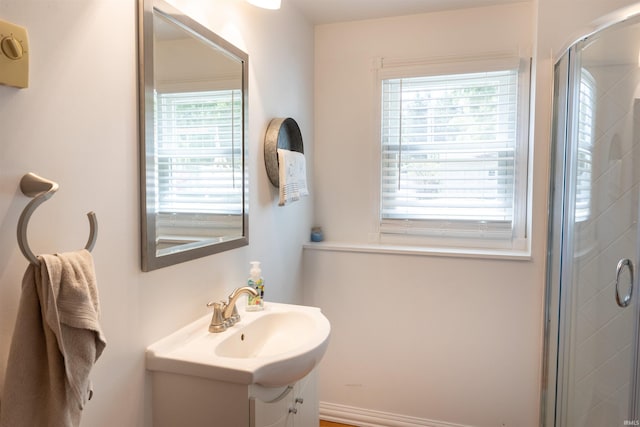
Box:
[319,402,474,427]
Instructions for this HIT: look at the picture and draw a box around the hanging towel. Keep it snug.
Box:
[277,148,309,206]
[0,249,106,427]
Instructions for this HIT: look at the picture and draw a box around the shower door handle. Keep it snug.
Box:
[615,258,634,308]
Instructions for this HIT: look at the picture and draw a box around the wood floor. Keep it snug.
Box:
[319,421,356,427]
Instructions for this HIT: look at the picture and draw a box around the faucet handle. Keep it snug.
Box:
[206,300,227,333]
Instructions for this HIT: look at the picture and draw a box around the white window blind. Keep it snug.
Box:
[380,64,529,243]
[575,69,595,223]
[155,89,243,215]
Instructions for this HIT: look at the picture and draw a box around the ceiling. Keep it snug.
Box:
[287,0,528,25]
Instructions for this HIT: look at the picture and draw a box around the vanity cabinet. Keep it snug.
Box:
[150,369,318,427]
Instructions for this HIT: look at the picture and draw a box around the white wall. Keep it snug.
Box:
[304,3,543,426]
[0,0,314,426]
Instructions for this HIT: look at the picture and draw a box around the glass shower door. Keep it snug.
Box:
[547,15,640,427]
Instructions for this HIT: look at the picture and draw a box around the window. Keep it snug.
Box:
[378,58,531,251]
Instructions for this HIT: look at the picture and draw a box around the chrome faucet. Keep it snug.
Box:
[206,286,258,333]
[224,286,258,320]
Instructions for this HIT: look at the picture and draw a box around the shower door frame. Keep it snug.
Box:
[543,13,640,426]
[544,45,586,427]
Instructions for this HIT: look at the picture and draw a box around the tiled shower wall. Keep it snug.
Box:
[572,62,640,426]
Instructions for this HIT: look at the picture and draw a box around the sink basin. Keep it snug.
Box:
[215,311,318,358]
[146,302,331,387]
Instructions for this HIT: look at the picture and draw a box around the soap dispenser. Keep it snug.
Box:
[246,261,264,311]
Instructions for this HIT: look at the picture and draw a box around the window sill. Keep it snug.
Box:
[303,241,531,261]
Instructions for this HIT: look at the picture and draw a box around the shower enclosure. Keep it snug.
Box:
[545,12,640,427]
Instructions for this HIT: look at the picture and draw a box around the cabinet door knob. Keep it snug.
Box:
[288,407,298,414]
[295,397,304,404]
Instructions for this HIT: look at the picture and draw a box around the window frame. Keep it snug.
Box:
[373,55,532,253]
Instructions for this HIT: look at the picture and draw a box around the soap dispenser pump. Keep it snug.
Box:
[246,261,264,311]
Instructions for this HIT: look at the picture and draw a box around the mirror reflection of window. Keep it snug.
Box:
[154,90,243,250]
[155,90,242,215]
[575,69,595,223]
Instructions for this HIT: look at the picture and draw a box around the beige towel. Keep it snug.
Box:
[277,148,309,206]
[0,249,106,427]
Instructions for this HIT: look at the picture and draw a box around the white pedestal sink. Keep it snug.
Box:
[146,302,331,426]
[146,302,331,387]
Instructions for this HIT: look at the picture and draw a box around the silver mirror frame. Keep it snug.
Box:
[138,0,249,271]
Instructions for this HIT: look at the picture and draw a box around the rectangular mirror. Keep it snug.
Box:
[138,0,249,271]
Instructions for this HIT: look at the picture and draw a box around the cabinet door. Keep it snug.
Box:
[291,370,318,426]
[251,385,293,427]
[251,369,318,427]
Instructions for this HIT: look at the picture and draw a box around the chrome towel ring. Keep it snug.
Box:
[17,172,98,265]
